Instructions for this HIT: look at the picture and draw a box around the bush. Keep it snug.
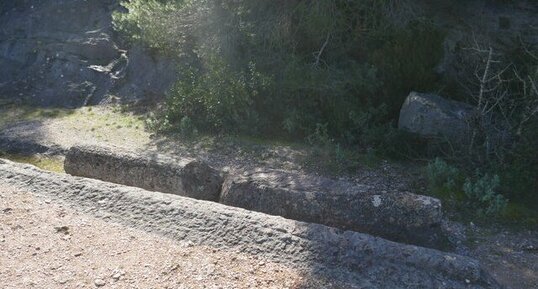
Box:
[113,0,444,142]
[165,59,270,134]
[425,158,508,216]
[113,0,538,215]
[425,158,461,197]
[463,173,507,216]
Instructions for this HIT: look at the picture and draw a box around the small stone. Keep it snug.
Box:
[54,226,70,235]
[112,273,122,281]
[94,279,106,287]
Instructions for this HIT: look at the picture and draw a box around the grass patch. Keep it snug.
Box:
[0,153,64,173]
[60,106,147,131]
[502,202,538,228]
[0,104,147,131]
[0,105,75,129]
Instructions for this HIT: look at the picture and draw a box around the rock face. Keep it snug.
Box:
[0,159,501,288]
[0,0,177,107]
[64,145,223,201]
[398,91,475,141]
[221,169,444,247]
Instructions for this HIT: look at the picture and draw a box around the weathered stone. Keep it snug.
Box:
[0,1,177,107]
[220,169,444,247]
[398,91,475,141]
[0,159,501,288]
[64,145,223,201]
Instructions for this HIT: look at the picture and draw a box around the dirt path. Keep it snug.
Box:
[0,186,326,289]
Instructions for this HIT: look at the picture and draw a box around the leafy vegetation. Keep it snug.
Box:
[113,0,444,140]
[112,0,537,219]
[425,158,507,217]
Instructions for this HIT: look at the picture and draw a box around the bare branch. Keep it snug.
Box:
[314,31,330,68]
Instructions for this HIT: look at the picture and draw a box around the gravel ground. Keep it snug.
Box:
[0,186,328,289]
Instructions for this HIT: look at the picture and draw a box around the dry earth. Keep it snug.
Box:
[0,186,337,289]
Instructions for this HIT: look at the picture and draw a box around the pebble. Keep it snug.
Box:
[94,279,106,287]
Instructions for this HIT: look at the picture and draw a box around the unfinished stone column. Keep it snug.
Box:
[221,169,444,247]
[64,145,223,201]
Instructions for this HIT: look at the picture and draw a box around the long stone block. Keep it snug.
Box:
[0,159,499,288]
[64,145,223,201]
[221,170,444,247]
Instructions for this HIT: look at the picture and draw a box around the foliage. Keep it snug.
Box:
[425,158,507,217]
[447,39,538,210]
[164,59,270,134]
[303,123,361,174]
[113,0,536,213]
[370,19,445,116]
[500,117,538,206]
[463,173,507,216]
[113,0,444,141]
[178,116,197,137]
[426,158,461,195]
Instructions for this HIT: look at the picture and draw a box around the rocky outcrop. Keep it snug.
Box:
[0,159,500,288]
[221,169,445,247]
[398,91,475,141]
[0,0,177,107]
[64,145,223,201]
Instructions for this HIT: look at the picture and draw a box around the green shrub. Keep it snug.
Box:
[500,118,538,206]
[303,123,361,174]
[463,173,507,216]
[426,158,461,197]
[112,0,185,55]
[113,0,445,142]
[370,19,445,116]
[178,116,197,137]
[165,58,270,133]
[424,158,509,217]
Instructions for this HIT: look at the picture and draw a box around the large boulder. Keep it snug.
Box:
[220,169,445,247]
[64,145,223,201]
[398,91,475,141]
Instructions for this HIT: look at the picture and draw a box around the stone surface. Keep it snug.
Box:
[0,159,500,288]
[64,145,223,201]
[221,169,445,247]
[398,91,475,141]
[0,1,177,107]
